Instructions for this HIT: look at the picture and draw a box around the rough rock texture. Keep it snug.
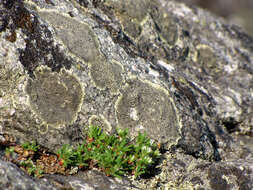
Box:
[0,0,252,189]
[176,0,253,36]
[0,160,57,190]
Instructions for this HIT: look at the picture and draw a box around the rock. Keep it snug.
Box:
[0,159,56,190]
[0,159,137,190]
[0,0,252,189]
[142,152,253,190]
[42,170,139,190]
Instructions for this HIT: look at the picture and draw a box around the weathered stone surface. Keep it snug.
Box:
[137,151,253,190]
[0,0,252,189]
[0,159,137,190]
[0,159,56,190]
[41,170,138,190]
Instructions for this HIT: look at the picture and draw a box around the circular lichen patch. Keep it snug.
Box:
[38,11,100,63]
[89,59,124,94]
[115,78,180,146]
[105,0,150,40]
[26,66,84,126]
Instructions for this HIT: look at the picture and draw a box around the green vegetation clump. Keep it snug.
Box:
[57,126,161,178]
[4,126,161,179]
[5,147,15,157]
[22,141,40,152]
[5,141,43,178]
[20,158,43,177]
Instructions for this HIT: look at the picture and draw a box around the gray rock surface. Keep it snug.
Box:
[0,159,56,190]
[0,0,252,189]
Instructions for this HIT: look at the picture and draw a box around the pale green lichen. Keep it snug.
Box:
[105,0,151,40]
[38,11,100,63]
[105,0,150,22]
[151,7,179,45]
[115,78,180,147]
[26,66,84,127]
[105,0,179,44]
[119,16,142,40]
[39,11,125,94]
[195,44,222,76]
[89,59,124,94]
[0,64,25,102]
[0,62,27,123]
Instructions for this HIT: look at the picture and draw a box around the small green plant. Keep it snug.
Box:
[22,141,40,152]
[5,146,15,158]
[20,158,43,177]
[57,126,161,178]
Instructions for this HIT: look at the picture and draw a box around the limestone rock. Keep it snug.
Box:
[0,0,252,189]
